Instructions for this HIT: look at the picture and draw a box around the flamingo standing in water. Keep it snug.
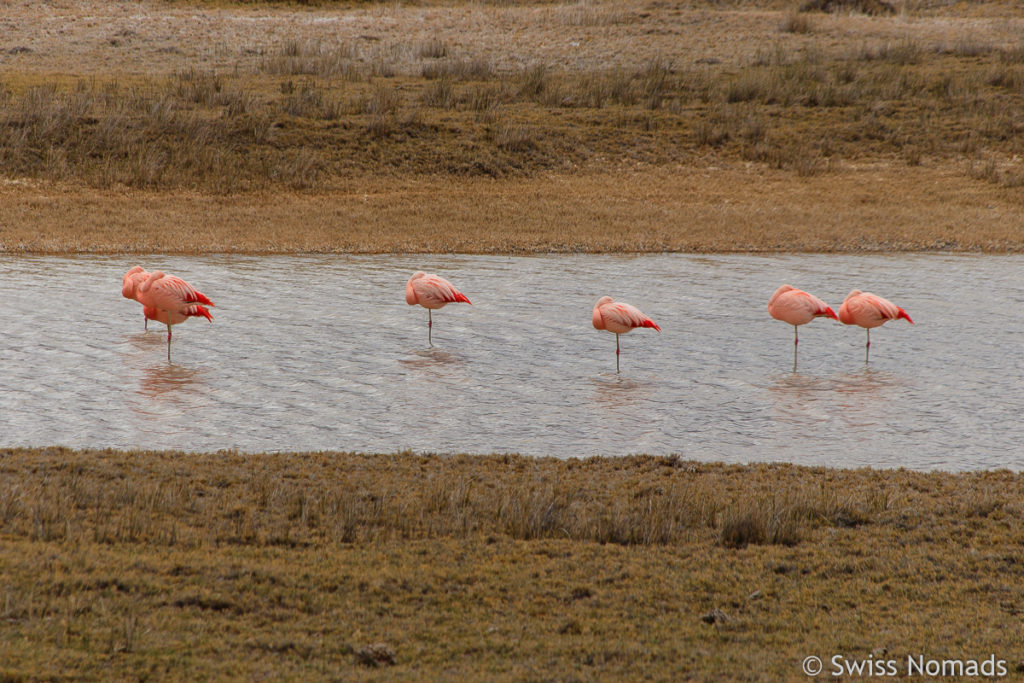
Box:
[136,271,215,362]
[767,284,838,369]
[121,265,151,329]
[591,296,660,373]
[838,289,913,362]
[405,271,471,346]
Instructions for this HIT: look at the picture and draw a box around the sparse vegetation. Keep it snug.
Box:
[0,0,1022,253]
[2,36,1023,193]
[1,448,1023,679]
[779,10,814,35]
[800,0,896,16]
[0,449,888,549]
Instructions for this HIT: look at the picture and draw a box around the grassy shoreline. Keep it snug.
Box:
[2,447,1022,679]
[3,1,1024,254]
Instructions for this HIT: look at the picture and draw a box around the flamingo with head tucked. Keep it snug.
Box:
[838,289,913,362]
[121,265,151,329]
[405,271,471,346]
[136,271,215,362]
[592,296,660,373]
[768,284,838,369]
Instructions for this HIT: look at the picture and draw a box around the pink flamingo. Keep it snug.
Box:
[405,271,471,345]
[136,271,215,362]
[591,296,660,373]
[121,265,151,329]
[838,289,913,362]
[768,284,838,369]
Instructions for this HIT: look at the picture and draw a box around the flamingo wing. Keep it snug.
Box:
[410,273,471,307]
[840,291,911,327]
[794,290,837,320]
[860,292,913,324]
[859,293,898,321]
[157,275,215,308]
[424,274,470,304]
[770,286,834,325]
[139,271,215,320]
[601,301,660,332]
[142,274,213,310]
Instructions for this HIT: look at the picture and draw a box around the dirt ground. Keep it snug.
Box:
[1,163,1021,253]
[4,0,1024,77]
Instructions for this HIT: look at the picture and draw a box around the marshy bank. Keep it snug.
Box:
[1,448,1022,678]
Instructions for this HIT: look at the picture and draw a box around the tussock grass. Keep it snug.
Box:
[420,77,456,109]
[416,37,449,60]
[491,123,537,153]
[999,45,1024,64]
[259,39,363,80]
[558,0,630,27]
[2,448,1023,679]
[0,449,877,548]
[3,35,1024,193]
[420,56,494,81]
[0,448,990,553]
[801,0,896,15]
[779,11,814,34]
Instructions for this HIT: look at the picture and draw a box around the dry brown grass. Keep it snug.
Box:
[0,449,884,549]
[2,46,1023,191]
[1,164,1021,254]
[1,447,1023,679]
[0,0,1023,253]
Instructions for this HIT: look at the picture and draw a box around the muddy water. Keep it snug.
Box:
[1,254,1019,471]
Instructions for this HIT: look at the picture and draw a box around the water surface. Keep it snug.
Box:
[1,253,1019,471]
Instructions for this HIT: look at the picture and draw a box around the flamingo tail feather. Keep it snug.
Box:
[192,306,214,322]
[187,291,215,307]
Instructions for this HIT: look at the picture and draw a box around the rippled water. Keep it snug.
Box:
[2,253,1021,471]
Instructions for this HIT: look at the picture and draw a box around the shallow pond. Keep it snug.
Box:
[2,253,1020,471]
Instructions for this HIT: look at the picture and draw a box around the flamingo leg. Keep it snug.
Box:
[428,309,433,346]
[793,325,798,372]
[144,315,148,331]
[616,333,620,373]
[167,322,173,363]
[865,329,870,363]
